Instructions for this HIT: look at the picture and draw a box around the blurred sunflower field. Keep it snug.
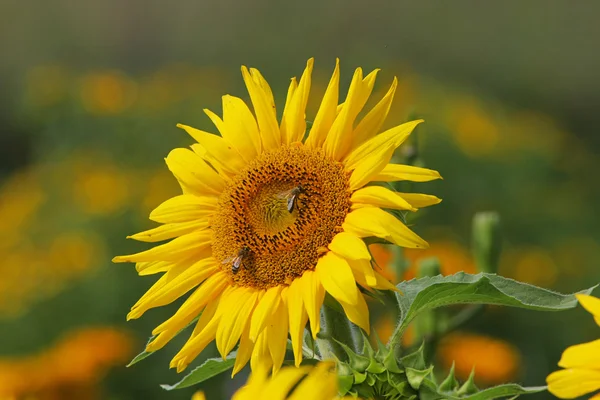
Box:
[1,2,599,399]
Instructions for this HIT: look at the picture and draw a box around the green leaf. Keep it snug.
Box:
[461,384,546,400]
[126,334,157,367]
[127,315,200,367]
[160,353,237,390]
[391,272,596,341]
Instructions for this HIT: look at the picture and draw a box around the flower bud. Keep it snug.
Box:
[472,212,501,273]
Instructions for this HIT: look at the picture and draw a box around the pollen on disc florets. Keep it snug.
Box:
[211,145,352,289]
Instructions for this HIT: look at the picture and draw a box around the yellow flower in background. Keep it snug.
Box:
[447,98,499,158]
[232,362,342,400]
[80,71,137,115]
[0,327,132,399]
[547,294,600,399]
[73,162,131,216]
[437,332,521,386]
[114,58,442,375]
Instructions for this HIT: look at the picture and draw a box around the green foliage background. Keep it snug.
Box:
[0,1,599,399]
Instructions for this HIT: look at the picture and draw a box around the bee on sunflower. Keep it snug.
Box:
[114,58,441,375]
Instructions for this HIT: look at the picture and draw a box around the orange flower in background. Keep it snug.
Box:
[369,243,397,282]
[499,247,558,288]
[404,240,477,280]
[370,240,477,285]
[437,332,521,386]
[0,327,133,400]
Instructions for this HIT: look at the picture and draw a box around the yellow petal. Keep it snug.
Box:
[577,294,600,322]
[191,391,206,400]
[281,58,314,144]
[350,77,398,149]
[281,77,298,135]
[373,270,399,291]
[397,193,442,208]
[267,298,289,374]
[113,230,212,263]
[348,145,395,190]
[351,186,417,211]
[558,339,600,369]
[316,252,358,305]
[347,258,377,288]
[190,296,221,338]
[130,259,218,318]
[305,59,340,149]
[261,366,311,400]
[241,66,280,150]
[135,260,171,276]
[547,368,600,399]
[148,272,229,349]
[373,163,442,182]
[216,288,259,358]
[338,291,370,332]
[170,309,221,372]
[323,68,380,160]
[322,67,364,160]
[149,194,217,223]
[288,362,338,400]
[286,279,308,367]
[178,123,244,177]
[345,119,424,170]
[168,298,221,372]
[165,148,225,195]
[300,270,325,339]
[251,330,273,373]
[128,220,209,243]
[342,207,429,249]
[232,322,254,377]
[222,95,261,160]
[250,286,282,341]
[328,231,371,260]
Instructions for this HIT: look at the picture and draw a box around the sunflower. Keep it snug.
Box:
[114,58,442,375]
[547,294,600,399]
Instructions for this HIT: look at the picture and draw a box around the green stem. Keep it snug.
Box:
[316,303,359,360]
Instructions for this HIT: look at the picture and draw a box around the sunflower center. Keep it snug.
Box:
[211,144,352,289]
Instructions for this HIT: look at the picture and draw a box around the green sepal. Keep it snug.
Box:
[457,369,479,396]
[405,365,434,390]
[365,372,377,386]
[365,358,386,374]
[360,330,376,357]
[337,361,354,395]
[439,362,460,392]
[371,329,388,355]
[375,371,388,382]
[383,347,403,374]
[353,370,367,384]
[334,340,371,372]
[356,383,375,399]
[388,371,409,392]
[400,341,426,370]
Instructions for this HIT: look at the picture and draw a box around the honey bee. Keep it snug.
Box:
[277,185,305,213]
[222,246,250,274]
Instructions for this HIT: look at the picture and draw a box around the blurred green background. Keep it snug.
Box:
[1,1,599,399]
